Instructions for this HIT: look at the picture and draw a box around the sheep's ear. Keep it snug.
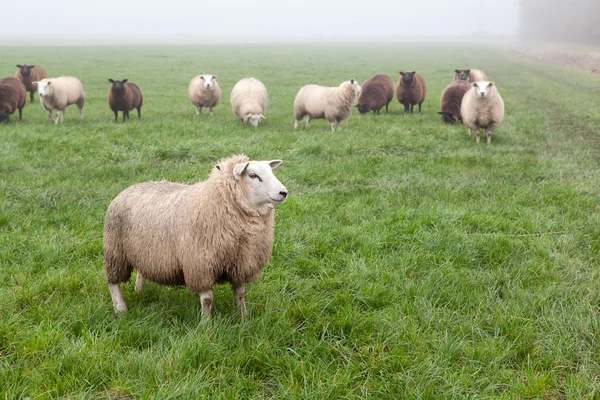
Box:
[108,79,114,83]
[488,82,494,87]
[465,69,471,74]
[437,112,444,115]
[472,83,478,88]
[212,75,216,80]
[268,160,282,169]
[411,71,416,74]
[32,81,39,86]
[350,79,355,84]
[233,162,250,180]
[399,71,404,75]
[454,69,459,73]
[200,76,205,80]
[16,64,22,68]
[259,114,266,120]
[47,81,51,86]
[122,79,128,84]
[29,65,35,68]
[215,165,221,170]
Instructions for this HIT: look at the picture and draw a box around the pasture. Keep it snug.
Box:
[1,44,600,398]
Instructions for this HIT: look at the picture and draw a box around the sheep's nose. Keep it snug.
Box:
[279,190,288,198]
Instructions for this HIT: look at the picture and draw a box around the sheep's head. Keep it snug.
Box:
[200,75,217,89]
[108,79,128,93]
[399,71,417,87]
[243,113,265,127]
[437,111,456,124]
[473,81,494,97]
[0,112,9,123]
[233,160,287,207]
[349,78,361,95]
[356,103,370,114]
[17,64,35,77]
[34,80,52,97]
[455,69,471,81]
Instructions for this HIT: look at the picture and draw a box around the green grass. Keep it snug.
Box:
[1,44,600,398]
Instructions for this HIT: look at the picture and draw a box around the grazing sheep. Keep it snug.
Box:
[15,64,47,103]
[188,75,221,116]
[454,69,488,82]
[460,81,505,145]
[438,80,472,124]
[396,71,427,113]
[356,74,394,114]
[35,77,85,125]
[0,77,26,123]
[107,79,143,123]
[103,154,288,318]
[230,78,268,127]
[293,79,361,132]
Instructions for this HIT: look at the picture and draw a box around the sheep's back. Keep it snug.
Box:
[231,78,268,115]
[440,81,471,119]
[126,82,143,109]
[358,75,394,109]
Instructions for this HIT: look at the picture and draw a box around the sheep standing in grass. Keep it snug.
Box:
[15,64,47,103]
[0,77,26,123]
[107,79,143,123]
[454,69,487,82]
[356,74,394,115]
[460,81,505,145]
[35,77,85,125]
[293,79,361,132]
[103,154,288,318]
[188,75,221,116]
[230,78,268,126]
[438,80,472,124]
[396,72,426,113]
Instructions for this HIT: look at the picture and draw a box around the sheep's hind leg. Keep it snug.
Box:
[200,290,213,318]
[233,284,246,320]
[109,283,128,313]
[135,272,146,292]
[30,91,34,103]
[306,116,311,129]
[294,119,299,129]
[54,111,61,125]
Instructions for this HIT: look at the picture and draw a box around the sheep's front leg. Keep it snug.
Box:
[135,272,146,292]
[209,107,214,117]
[200,290,213,318]
[306,116,311,129]
[54,111,61,125]
[47,109,54,122]
[330,121,336,132]
[293,119,299,129]
[485,127,493,146]
[233,284,246,320]
[108,283,127,313]
[196,106,201,116]
[476,129,481,144]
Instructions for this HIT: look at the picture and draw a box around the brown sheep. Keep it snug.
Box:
[0,77,26,123]
[395,71,427,113]
[454,69,487,82]
[107,79,143,123]
[356,74,394,114]
[438,80,472,124]
[15,64,47,103]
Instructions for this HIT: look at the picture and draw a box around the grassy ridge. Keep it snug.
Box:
[1,44,600,398]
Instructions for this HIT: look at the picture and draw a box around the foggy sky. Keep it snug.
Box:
[2,0,518,44]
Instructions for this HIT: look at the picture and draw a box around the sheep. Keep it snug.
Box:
[0,77,26,123]
[454,69,488,82]
[438,80,472,124]
[460,81,505,145]
[15,64,47,103]
[107,79,143,123]
[356,74,394,115]
[188,75,221,116]
[34,77,85,125]
[293,79,361,132]
[103,154,288,318]
[396,71,427,113]
[230,78,268,127]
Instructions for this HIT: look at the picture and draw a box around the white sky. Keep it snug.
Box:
[1,0,519,43]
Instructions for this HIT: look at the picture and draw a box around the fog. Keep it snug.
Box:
[1,0,519,44]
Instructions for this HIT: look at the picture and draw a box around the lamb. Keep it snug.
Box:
[35,77,85,125]
[188,75,221,116]
[103,154,288,318]
[230,78,268,127]
[454,69,488,82]
[396,71,427,113]
[107,79,143,123]
[356,74,394,115]
[0,77,26,123]
[438,80,472,124]
[293,79,361,132]
[460,81,505,145]
[15,64,47,103]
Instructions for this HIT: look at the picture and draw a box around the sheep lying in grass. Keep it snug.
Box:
[15,64,47,103]
[438,80,472,124]
[460,81,505,145]
[293,79,361,132]
[230,78,268,126]
[188,75,221,116]
[0,77,26,123]
[103,154,288,319]
[35,77,85,124]
[107,79,143,123]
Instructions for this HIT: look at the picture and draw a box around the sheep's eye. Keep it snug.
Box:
[248,173,261,181]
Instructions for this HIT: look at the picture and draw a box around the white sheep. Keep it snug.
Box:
[460,81,505,145]
[230,78,268,126]
[34,77,85,124]
[103,154,288,319]
[293,79,361,132]
[188,74,221,116]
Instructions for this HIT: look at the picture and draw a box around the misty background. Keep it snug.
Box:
[0,0,597,45]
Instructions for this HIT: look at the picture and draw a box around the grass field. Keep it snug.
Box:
[1,43,600,398]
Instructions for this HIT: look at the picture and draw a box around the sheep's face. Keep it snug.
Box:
[437,111,456,124]
[244,113,265,127]
[17,64,34,77]
[0,112,9,123]
[473,81,494,98]
[357,103,370,114]
[455,69,470,81]
[201,75,217,89]
[400,71,417,87]
[109,79,128,93]
[234,160,288,207]
[36,80,53,98]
